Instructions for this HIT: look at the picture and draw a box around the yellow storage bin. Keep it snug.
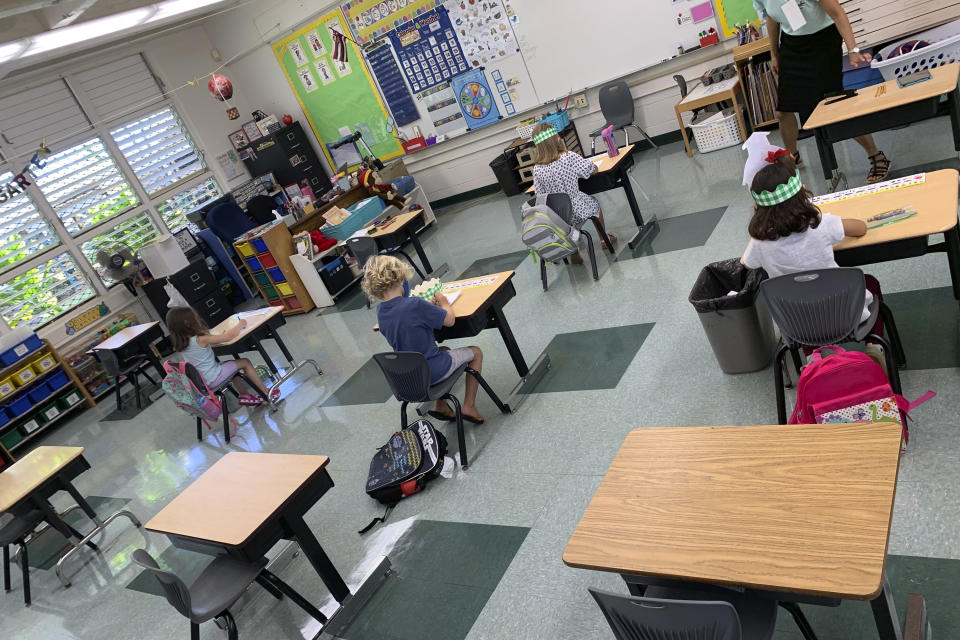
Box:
[276,283,294,296]
[12,365,35,387]
[0,376,15,399]
[31,353,56,374]
[236,242,256,257]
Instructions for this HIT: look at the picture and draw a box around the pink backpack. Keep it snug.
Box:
[789,346,934,449]
[161,360,223,425]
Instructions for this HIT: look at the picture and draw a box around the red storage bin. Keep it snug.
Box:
[259,253,278,268]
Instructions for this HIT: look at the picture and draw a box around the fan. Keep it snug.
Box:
[96,244,143,294]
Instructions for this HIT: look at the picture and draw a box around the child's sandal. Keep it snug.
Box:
[239,394,265,406]
[792,151,803,167]
[867,151,891,184]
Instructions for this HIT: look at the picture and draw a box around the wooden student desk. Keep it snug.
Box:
[804,63,960,181]
[674,75,748,157]
[0,446,140,587]
[145,452,383,632]
[824,169,960,300]
[210,307,291,375]
[564,423,904,640]
[93,321,165,378]
[364,210,446,277]
[526,144,656,250]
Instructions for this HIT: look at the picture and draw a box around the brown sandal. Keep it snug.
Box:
[792,151,803,167]
[867,151,891,184]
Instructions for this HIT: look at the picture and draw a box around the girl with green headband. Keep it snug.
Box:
[743,151,887,353]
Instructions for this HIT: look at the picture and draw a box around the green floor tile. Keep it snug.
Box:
[525,324,654,393]
[618,207,726,259]
[455,250,530,280]
[321,357,394,407]
[26,496,132,570]
[883,286,960,370]
[329,520,528,640]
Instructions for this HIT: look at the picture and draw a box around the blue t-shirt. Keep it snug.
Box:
[377,295,452,383]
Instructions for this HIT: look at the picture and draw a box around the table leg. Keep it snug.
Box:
[949,87,960,152]
[676,107,692,157]
[620,171,658,251]
[730,89,749,140]
[62,480,103,526]
[283,513,351,603]
[490,303,529,377]
[406,226,434,274]
[871,575,903,640]
[814,128,835,181]
[265,325,295,367]
[253,339,279,375]
[945,224,960,301]
[143,343,165,380]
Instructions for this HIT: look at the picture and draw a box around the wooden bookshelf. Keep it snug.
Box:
[734,37,780,130]
[233,221,316,316]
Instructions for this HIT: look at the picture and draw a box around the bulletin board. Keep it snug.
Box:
[712,0,761,38]
[272,9,404,170]
[342,0,445,44]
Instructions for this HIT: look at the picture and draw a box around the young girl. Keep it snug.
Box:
[532,123,617,250]
[362,255,485,424]
[742,151,885,343]
[166,307,270,406]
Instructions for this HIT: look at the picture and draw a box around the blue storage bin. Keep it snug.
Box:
[245,257,263,271]
[251,237,268,253]
[6,394,32,418]
[391,175,416,196]
[47,370,70,391]
[0,408,9,429]
[843,66,884,90]
[538,110,570,132]
[322,197,386,241]
[0,334,42,366]
[267,267,286,282]
[27,384,52,405]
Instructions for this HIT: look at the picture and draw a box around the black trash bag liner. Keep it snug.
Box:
[689,258,768,313]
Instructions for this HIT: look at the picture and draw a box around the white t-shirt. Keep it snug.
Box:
[743,213,872,321]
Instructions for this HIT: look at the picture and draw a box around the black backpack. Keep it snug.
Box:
[359,420,448,534]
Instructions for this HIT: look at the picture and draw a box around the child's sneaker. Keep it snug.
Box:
[238,394,265,406]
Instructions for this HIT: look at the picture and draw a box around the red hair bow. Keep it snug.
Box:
[765,148,792,163]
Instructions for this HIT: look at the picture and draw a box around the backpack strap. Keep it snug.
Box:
[811,345,846,361]
[895,390,936,418]
[358,503,395,535]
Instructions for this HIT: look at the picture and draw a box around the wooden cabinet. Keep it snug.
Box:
[234,222,316,315]
[734,38,780,130]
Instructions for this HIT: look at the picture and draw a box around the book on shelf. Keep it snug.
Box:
[742,59,778,126]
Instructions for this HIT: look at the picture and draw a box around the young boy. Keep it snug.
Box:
[363,255,485,423]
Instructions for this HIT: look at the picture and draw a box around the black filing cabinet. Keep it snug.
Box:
[241,122,330,195]
[143,262,233,327]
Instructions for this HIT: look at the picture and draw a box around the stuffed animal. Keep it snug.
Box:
[309,230,337,254]
[358,168,405,208]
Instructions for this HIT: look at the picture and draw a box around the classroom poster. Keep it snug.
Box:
[288,40,308,66]
[341,0,445,44]
[367,43,421,126]
[307,32,326,57]
[450,68,500,130]
[445,0,518,68]
[273,10,403,170]
[712,0,760,37]
[388,7,468,93]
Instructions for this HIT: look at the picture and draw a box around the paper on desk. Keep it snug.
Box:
[443,291,461,305]
[593,159,603,167]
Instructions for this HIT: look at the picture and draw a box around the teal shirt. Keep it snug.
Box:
[753,0,835,36]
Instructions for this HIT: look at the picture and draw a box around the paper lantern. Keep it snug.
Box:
[208,74,234,101]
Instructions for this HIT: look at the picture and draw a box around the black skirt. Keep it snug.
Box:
[777,23,844,124]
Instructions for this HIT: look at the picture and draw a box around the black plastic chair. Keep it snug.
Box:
[346,235,426,278]
[759,268,906,424]
[172,361,270,444]
[245,195,277,225]
[132,549,326,640]
[527,194,615,290]
[372,352,509,469]
[589,81,657,154]
[94,348,157,411]
[590,587,772,639]
[1,509,45,606]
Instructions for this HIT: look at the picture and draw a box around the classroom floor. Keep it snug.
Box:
[4,116,960,640]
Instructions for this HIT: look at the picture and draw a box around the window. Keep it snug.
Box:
[33,137,139,234]
[0,252,95,329]
[111,107,204,196]
[0,174,59,273]
[81,213,160,285]
[156,177,222,232]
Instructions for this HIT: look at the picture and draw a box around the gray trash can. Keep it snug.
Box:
[689,258,776,374]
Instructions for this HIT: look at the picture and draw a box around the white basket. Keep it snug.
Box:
[690,110,743,153]
[516,123,535,140]
[871,20,960,81]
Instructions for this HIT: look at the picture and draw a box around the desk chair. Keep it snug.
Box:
[528,194,615,290]
[673,74,708,123]
[590,586,820,640]
[133,549,326,640]
[759,268,905,424]
[245,195,277,225]
[589,81,657,154]
[346,234,426,279]
[373,352,509,469]
[173,361,271,444]
[94,349,157,412]
[205,203,255,246]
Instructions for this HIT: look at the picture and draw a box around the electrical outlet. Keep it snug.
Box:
[573,93,588,108]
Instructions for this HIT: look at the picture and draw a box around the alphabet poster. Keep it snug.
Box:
[341,0,445,44]
[445,0,518,68]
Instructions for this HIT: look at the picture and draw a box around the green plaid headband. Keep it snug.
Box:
[533,127,558,144]
[752,170,802,206]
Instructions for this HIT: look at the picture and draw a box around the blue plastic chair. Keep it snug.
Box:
[205,203,255,245]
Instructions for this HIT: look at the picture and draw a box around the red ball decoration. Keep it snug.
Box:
[282,114,294,126]
[208,74,233,101]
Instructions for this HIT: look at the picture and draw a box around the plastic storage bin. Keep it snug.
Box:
[259,253,278,269]
[38,402,61,424]
[276,283,294,296]
[0,377,15,399]
[31,353,56,374]
[538,110,570,133]
[12,365,35,387]
[691,109,744,153]
[6,395,32,418]
[0,409,9,429]
[46,369,70,391]
[872,20,960,81]
[251,237,269,253]
[21,416,42,434]
[267,267,286,282]
[0,427,23,449]
[58,389,84,409]
[27,384,53,405]
[284,297,302,310]
[689,259,776,373]
[322,197,386,240]
[0,334,42,366]
[245,257,263,271]
[235,242,256,257]
[262,284,278,299]
[254,272,271,286]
